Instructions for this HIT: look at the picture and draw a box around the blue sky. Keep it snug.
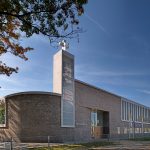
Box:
[1,0,150,106]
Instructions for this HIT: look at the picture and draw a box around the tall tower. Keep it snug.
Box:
[53,41,75,127]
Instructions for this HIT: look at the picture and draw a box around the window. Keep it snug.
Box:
[125,102,127,120]
[134,105,136,121]
[117,127,121,134]
[121,100,126,121]
[121,99,150,123]
[0,98,6,127]
[138,106,140,122]
[132,104,135,121]
[91,110,104,127]
[144,108,146,122]
[91,110,97,127]
[61,57,75,127]
[124,127,128,134]
[62,101,74,126]
[136,105,138,121]
[148,110,150,123]
[147,109,149,122]
[127,102,129,121]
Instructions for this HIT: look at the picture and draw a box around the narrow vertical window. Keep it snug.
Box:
[136,105,138,122]
[140,106,142,122]
[148,110,150,123]
[146,109,149,123]
[130,103,132,121]
[121,100,125,120]
[144,107,146,122]
[138,106,139,121]
[124,101,127,120]
[0,98,6,127]
[124,101,126,120]
[134,104,136,121]
[133,104,135,121]
[121,100,123,120]
[127,102,129,121]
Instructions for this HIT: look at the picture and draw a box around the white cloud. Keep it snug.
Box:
[0,87,21,93]
[0,75,52,97]
[0,76,22,86]
[76,64,149,77]
[88,71,147,77]
[85,13,109,35]
[75,64,150,89]
[137,89,150,95]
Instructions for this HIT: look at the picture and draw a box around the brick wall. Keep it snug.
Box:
[0,81,150,142]
[0,92,72,142]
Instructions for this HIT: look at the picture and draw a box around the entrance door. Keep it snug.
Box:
[91,110,102,138]
[91,110,109,139]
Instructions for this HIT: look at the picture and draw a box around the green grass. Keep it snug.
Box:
[80,141,114,147]
[29,141,114,150]
[131,137,150,141]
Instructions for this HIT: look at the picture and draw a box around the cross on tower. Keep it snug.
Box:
[58,40,69,51]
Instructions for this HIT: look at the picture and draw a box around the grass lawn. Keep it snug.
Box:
[29,141,114,150]
[131,137,150,141]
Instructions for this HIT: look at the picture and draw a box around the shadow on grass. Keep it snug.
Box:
[131,137,150,141]
[29,141,114,150]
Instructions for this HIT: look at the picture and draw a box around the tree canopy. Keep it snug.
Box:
[0,0,87,76]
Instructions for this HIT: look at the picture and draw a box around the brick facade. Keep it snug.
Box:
[0,81,150,142]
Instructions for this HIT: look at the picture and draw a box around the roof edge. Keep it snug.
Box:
[75,79,121,98]
[5,91,61,98]
[75,79,150,109]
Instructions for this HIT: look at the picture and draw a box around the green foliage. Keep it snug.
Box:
[0,0,87,76]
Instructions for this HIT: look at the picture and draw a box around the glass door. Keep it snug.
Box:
[91,110,102,139]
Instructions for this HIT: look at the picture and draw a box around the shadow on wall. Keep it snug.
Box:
[0,99,21,142]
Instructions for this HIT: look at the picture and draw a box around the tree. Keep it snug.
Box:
[0,0,87,76]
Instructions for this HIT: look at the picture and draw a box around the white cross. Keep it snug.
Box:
[59,40,69,51]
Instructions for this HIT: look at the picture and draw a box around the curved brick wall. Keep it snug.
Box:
[0,92,66,142]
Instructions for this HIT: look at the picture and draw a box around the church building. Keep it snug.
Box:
[0,43,150,142]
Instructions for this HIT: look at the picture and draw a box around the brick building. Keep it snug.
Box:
[0,49,150,142]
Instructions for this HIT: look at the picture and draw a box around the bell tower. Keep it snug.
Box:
[53,40,75,127]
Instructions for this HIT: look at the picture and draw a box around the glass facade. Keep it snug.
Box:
[121,98,150,123]
[61,53,75,127]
